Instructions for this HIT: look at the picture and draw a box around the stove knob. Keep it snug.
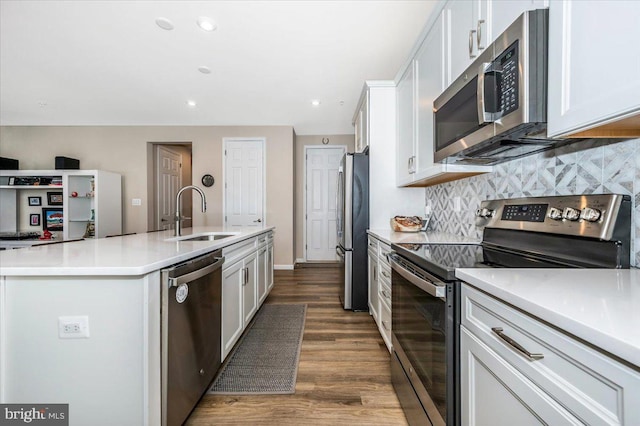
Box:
[562,207,581,221]
[580,207,602,222]
[476,208,494,218]
[548,207,563,220]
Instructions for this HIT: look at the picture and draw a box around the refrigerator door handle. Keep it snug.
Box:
[336,170,343,239]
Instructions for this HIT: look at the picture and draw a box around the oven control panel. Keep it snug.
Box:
[475,194,631,241]
[501,203,547,222]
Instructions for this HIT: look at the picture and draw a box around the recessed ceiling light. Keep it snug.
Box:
[311,100,321,106]
[187,100,197,108]
[197,17,217,32]
[198,66,212,74]
[155,17,174,31]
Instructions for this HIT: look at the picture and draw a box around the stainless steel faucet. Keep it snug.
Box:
[175,185,207,236]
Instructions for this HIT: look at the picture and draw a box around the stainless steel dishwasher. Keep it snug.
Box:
[161,249,224,426]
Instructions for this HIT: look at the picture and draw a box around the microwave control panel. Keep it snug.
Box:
[497,41,519,115]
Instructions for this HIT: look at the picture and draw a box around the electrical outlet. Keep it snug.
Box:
[58,316,90,339]
[453,196,461,212]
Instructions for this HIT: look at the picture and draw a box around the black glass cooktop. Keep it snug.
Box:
[391,242,581,281]
[392,244,484,280]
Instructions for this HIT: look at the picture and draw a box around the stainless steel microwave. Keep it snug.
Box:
[434,9,559,165]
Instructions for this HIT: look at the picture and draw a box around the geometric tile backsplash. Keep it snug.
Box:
[424,138,640,267]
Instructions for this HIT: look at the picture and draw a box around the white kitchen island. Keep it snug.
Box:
[0,226,274,426]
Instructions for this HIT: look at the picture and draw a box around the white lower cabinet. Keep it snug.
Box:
[461,283,640,425]
[221,231,274,361]
[367,235,393,353]
[257,245,268,305]
[222,259,245,360]
[461,327,581,425]
[266,241,274,292]
[242,251,258,326]
[367,239,379,322]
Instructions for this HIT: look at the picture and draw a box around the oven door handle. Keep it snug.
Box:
[389,254,446,298]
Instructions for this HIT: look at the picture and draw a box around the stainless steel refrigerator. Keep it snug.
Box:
[336,152,369,311]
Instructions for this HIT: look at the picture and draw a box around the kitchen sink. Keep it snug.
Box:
[165,232,240,242]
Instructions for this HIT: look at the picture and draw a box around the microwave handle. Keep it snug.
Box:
[477,62,500,124]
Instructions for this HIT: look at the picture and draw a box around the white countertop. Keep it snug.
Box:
[456,268,640,368]
[367,228,480,245]
[0,226,274,276]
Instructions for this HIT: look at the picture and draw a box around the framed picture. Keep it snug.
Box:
[47,191,63,205]
[30,214,41,226]
[28,196,42,206]
[42,208,63,231]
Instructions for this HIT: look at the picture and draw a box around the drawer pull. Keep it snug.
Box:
[381,270,390,279]
[381,320,390,331]
[491,327,544,361]
[381,290,391,300]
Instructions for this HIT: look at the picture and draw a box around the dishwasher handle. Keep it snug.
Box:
[168,256,225,287]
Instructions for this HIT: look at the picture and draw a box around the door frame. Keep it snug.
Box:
[222,137,267,227]
[155,145,182,231]
[303,144,347,262]
[148,142,192,232]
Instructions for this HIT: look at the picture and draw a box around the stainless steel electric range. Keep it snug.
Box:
[389,194,632,426]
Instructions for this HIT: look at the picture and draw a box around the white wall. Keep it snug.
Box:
[0,126,295,266]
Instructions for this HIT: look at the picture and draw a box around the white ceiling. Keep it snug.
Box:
[0,1,436,135]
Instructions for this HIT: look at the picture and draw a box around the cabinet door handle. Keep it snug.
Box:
[477,20,485,49]
[469,29,477,59]
[491,327,544,361]
[242,267,248,285]
[373,266,377,281]
[381,320,390,331]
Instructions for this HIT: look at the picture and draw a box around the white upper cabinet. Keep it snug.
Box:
[354,93,369,153]
[490,1,548,41]
[445,0,479,86]
[415,13,446,178]
[396,10,492,188]
[444,0,547,86]
[547,0,640,137]
[396,63,416,184]
[355,81,424,225]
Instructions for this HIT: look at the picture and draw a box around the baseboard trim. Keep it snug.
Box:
[274,264,294,270]
[294,261,340,269]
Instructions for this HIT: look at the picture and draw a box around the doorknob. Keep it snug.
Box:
[253,219,262,223]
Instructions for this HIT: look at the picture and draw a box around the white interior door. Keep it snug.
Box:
[305,146,345,261]
[156,146,182,230]
[224,139,265,228]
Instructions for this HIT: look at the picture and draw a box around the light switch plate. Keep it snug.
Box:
[132,198,142,206]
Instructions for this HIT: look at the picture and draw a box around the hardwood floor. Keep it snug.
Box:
[186,266,408,425]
